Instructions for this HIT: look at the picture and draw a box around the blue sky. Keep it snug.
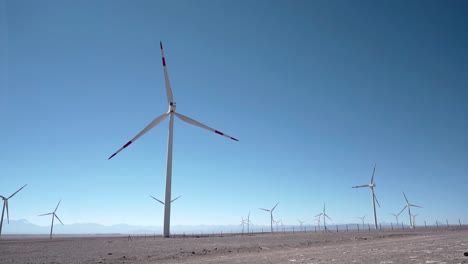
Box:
[1,0,467,231]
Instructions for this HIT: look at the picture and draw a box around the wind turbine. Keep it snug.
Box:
[314,216,321,231]
[357,215,366,226]
[240,217,246,233]
[246,211,253,233]
[411,214,418,228]
[0,184,27,238]
[399,192,422,228]
[39,200,64,239]
[108,42,238,237]
[352,163,380,229]
[390,211,402,226]
[315,204,332,231]
[273,219,281,232]
[259,202,279,233]
[297,219,305,231]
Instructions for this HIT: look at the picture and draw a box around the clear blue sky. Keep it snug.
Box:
[1,0,467,230]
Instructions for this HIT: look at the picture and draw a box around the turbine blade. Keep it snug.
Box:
[370,163,376,184]
[170,196,181,203]
[374,193,381,207]
[272,202,279,211]
[399,205,407,215]
[0,195,5,199]
[403,192,409,203]
[108,113,169,159]
[174,112,238,141]
[325,214,332,221]
[352,184,369,188]
[410,204,423,208]
[54,200,61,213]
[149,195,164,205]
[39,213,53,216]
[55,214,64,225]
[259,208,270,212]
[315,213,323,217]
[8,184,28,199]
[160,41,174,104]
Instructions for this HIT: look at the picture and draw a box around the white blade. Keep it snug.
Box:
[315,213,323,217]
[325,214,332,221]
[108,113,169,159]
[8,184,28,199]
[170,196,181,203]
[259,208,270,212]
[174,112,238,141]
[39,212,53,216]
[370,163,376,184]
[272,202,279,211]
[403,192,409,204]
[352,184,369,188]
[150,195,164,205]
[54,200,61,213]
[374,192,381,207]
[160,41,174,104]
[410,204,423,208]
[55,214,64,225]
[399,205,407,215]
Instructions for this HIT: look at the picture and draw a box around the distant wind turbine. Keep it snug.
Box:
[39,200,64,239]
[357,215,366,226]
[352,164,380,229]
[297,219,305,231]
[246,211,253,233]
[314,216,321,230]
[0,184,27,238]
[411,214,418,228]
[108,42,238,237]
[259,202,279,233]
[399,192,422,228]
[315,204,332,231]
[390,211,403,226]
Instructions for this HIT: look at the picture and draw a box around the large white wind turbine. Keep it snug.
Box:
[315,204,332,231]
[259,202,279,233]
[108,42,238,237]
[0,184,27,238]
[400,192,422,228]
[39,200,64,239]
[352,163,380,229]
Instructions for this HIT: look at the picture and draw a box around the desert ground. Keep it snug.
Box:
[1,227,467,264]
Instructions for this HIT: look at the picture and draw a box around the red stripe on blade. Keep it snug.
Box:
[214,130,224,136]
[123,141,132,148]
[162,57,166,66]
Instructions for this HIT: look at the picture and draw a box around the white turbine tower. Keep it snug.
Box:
[39,200,64,239]
[352,163,380,229]
[315,204,332,231]
[400,192,422,228]
[259,202,279,233]
[108,42,238,237]
[0,184,27,238]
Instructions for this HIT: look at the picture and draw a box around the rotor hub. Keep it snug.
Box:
[169,102,176,112]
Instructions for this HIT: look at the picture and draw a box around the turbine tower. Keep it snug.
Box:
[352,163,380,229]
[315,204,332,231]
[0,184,27,238]
[399,192,422,228]
[259,202,279,233]
[39,200,64,239]
[108,42,238,237]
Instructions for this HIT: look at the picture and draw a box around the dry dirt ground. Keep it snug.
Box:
[1,228,467,264]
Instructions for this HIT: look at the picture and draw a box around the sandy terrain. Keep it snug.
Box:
[1,228,467,264]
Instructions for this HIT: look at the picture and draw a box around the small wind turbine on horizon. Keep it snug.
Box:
[390,211,403,226]
[108,42,238,237]
[315,204,332,231]
[297,219,305,231]
[259,202,279,233]
[39,200,64,239]
[411,213,418,228]
[400,192,422,228]
[314,216,321,230]
[352,164,380,229]
[246,211,253,233]
[357,215,366,226]
[0,184,27,238]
